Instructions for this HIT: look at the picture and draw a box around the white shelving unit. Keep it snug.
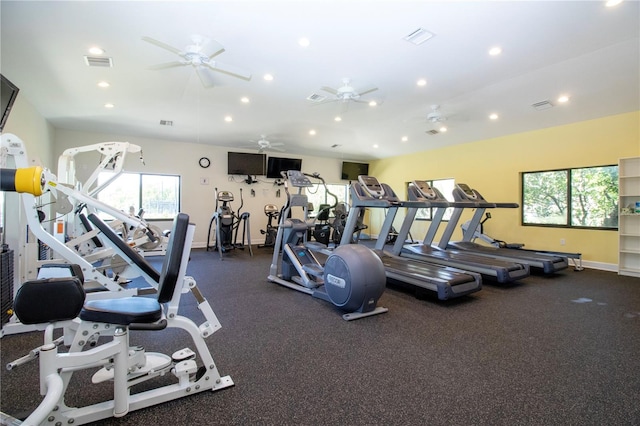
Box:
[619,157,640,277]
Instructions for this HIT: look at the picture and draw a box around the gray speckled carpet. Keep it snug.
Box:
[2,247,639,425]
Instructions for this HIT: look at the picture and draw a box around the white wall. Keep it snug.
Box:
[54,128,352,248]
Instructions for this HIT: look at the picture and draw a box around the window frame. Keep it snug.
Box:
[521,164,618,230]
[96,172,181,221]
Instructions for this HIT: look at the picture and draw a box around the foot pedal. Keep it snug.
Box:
[91,352,172,383]
[172,348,196,362]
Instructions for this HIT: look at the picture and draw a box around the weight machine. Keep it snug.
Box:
[206,188,252,259]
[5,211,233,425]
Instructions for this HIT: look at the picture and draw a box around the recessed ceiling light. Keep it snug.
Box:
[309,129,316,136]
[369,100,378,107]
[439,126,448,132]
[417,79,427,87]
[489,46,502,56]
[401,136,408,142]
[605,0,623,7]
[298,37,310,47]
[97,81,110,88]
[334,116,342,122]
[557,95,570,103]
[224,116,233,122]
[104,103,114,108]
[89,46,105,55]
[373,144,379,149]
[489,113,499,120]
[240,96,250,103]
[263,74,274,81]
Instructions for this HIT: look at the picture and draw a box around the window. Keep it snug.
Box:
[305,183,349,216]
[414,178,455,221]
[522,165,618,229]
[96,172,181,220]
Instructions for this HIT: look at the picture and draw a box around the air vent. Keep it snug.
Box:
[403,28,435,45]
[84,56,113,67]
[426,129,439,135]
[531,100,554,111]
[307,93,327,103]
[331,144,341,148]
[159,120,173,126]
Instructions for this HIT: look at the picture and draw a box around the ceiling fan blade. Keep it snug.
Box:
[357,86,378,96]
[147,61,187,70]
[207,61,251,80]
[142,36,184,56]
[270,146,286,152]
[320,86,339,95]
[195,66,215,88]
[270,142,285,147]
[206,41,226,59]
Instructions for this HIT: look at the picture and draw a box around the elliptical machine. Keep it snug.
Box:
[268,170,388,321]
[207,188,253,259]
[258,204,280,248]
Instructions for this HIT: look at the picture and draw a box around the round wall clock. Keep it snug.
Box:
[199,157,211,168]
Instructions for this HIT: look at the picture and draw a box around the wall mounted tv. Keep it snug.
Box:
[267,156,302,179]
[341,161,369,180]
[0,74,19,132]
[227,152,266,176]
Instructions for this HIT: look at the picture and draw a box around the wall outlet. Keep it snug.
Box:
[200,177,209,185]
[560,238,566,246]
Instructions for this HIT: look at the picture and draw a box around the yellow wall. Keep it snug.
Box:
[369,111,640,267]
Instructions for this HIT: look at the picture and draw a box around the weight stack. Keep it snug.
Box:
[1,245,14,328]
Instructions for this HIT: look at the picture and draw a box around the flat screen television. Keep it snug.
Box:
[0,74,19,132]
[267,156,302,179]
[341,161,369,180]
[227,152,266,176]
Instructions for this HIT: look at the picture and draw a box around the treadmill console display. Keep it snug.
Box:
[412,181,437,199]
[457,183,477,200]
[287,170,313,187]
[358,175,385,198]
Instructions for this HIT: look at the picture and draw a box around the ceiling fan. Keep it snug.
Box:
[313,78,379,112]
[423,105,450,135]
[142,35,252,88]
[249,135,285,153]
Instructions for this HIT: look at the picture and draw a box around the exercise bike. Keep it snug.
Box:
[207,188,253,259]
[267,170,388,321]
[258,203,280,248]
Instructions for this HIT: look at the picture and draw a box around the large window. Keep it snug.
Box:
[97,172,181,220]
[414,178,455,221]
[522,165,618,229]
[305,183,349,216]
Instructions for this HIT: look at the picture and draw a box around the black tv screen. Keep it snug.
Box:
[341,161,369,180]
[227,152,266,176]
[0,74,19,132]
[267,156,302,179]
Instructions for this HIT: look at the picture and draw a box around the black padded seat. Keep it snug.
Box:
[80,297,161,325]
[79,213,190,327]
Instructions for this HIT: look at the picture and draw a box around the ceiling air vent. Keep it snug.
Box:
[159,120,173,126]
[426,129,439,135]
[531,100,554,111]
[403,28,435,45]
[84,56,113,67]
[331,144,341,148]
[307,93,327,103]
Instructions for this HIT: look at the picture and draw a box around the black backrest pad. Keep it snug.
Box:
[157,213,190,303]
[87,214,161,283]
[14,278,85,324]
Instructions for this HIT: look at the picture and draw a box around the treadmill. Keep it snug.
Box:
[339,176,482,300]
[442,183,569,274]
[389,181,530,283]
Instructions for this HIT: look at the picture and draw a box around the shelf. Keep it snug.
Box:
[619,157,640,277]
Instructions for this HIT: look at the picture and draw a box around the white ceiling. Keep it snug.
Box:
[1,1,638,161]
